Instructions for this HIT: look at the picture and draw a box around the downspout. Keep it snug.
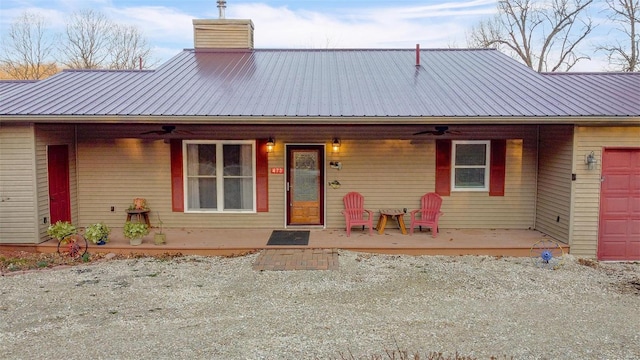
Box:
[533,125,539,229]
[30,123,40,242]
[567,125,577,252]
[74,124,80,226]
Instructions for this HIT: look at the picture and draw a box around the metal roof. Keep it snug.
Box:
[541,72,640,116]
[1,48,639,118]
[0,80,38,98]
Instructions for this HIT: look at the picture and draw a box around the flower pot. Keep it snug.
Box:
[154,233,166,245]
[96,240,106,245]
[129,237,143,246]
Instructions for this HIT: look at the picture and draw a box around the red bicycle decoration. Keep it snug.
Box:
[57,234,88,258]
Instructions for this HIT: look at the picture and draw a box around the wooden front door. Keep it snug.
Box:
[598,148,640,261]
[287,145,324,226]
[47,145,72,223]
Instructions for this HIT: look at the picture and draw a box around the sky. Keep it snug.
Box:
[0,0,620,71]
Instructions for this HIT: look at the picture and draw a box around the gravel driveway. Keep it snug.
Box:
[1,251,639,359]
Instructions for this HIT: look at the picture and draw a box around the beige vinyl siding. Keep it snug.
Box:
[76,138,283,229]
[324,140,435,229]
[193,20,254,49]
[325,136,537,230]
[535,125,573,243]
[35,125,78,242]
[571,125,640,257]
[267,145,286,227]
[78,139,172,228]
[0,124,38,243]
[442,138,537,228]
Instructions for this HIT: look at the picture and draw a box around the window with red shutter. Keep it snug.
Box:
[435,139,506,197]
[170,139,270,212]
[451,140,490,191]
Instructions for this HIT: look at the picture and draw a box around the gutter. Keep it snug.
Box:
[1,115,639,126]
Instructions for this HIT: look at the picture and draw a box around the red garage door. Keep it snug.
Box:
[598,148,640,261]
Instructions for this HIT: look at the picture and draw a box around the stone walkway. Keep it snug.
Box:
[252,249,339,271]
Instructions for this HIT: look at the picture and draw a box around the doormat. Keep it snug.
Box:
[267,230,310,246]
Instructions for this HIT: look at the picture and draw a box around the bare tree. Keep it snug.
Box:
[59,9,155,70]
[109,24,155,70]
[468,0,595,72]
[59,9,114,69]
[0,11,58,80]
[598,0,639,71]
[2,9,155,76]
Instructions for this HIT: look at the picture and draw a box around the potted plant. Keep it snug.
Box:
[128,198,148,211]
[123,221,149,246]
[47,221,77,241]
[85,222,111,245]
[154,214,166,245]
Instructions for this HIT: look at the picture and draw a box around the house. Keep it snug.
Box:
[0,16,638,260]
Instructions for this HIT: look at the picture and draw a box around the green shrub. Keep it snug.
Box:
[85,223,111,244]
[47,221,77,240]
[123,221,149,240]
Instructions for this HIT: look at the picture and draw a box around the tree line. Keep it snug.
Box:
[1,9,155,80]
[1,1,638,80]
[467,0,638,72]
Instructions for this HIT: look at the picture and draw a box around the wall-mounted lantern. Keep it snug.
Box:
[266,137,275,153]
[332,138,341,153]
[585,151,597,170]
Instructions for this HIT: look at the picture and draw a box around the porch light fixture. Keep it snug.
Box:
[332,138,341,152]
[266,137,275,153]
[585,151,597,170]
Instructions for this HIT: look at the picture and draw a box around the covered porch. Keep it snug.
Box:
[4,228,568,258]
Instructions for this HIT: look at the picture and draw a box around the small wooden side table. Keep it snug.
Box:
[376,209,408,235]
[126,209,151,227]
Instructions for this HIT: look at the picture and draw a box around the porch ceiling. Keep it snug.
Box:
[70,123,548,141]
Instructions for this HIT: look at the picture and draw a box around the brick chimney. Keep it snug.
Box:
[192,19,254,49]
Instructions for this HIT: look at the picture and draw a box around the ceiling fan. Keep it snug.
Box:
[413,126,460,136]
[140,125,191,136]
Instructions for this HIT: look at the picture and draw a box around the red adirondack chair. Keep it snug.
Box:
[341,192,373,237]
[409,193,443,237]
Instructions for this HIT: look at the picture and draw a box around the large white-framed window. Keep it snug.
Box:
[183,140,256,212]
[451,140,490,191]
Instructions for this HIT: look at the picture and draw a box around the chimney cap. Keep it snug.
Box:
[217,0,227,19]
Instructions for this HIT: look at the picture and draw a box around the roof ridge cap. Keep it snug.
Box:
[241,48,499,52]
[61,69,155,73]
[542,71,640,75]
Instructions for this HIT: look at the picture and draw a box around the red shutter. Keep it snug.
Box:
[170,139,184,212]
[435,139,451,196]
[489,139,506,196]
[256,139,269,212]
